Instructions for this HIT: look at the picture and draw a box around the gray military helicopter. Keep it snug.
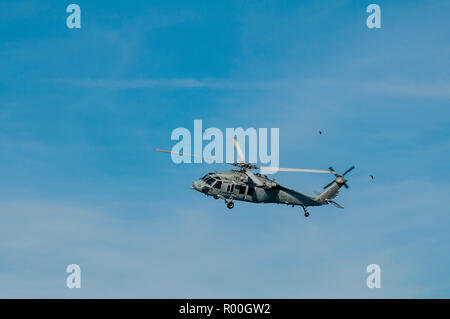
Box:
[156,138,354,217]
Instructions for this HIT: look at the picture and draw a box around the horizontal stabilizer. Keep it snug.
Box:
[327,200,344,209]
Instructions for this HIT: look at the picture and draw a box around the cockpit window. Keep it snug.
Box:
[213,181,222,189]
[205,178,215,185]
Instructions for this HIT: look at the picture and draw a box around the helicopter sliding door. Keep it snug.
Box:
[221,183,255,202]
[234,184,251,201]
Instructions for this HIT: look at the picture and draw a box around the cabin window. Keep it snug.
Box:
[247,187,255,196]
[239,186,246,194]
[213,181,222,189]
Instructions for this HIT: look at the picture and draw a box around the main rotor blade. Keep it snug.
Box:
[343,166,355,176]
[261,167,335,174]
[231,138,246,163]
[155,148,223,163]
[323,180,335,189]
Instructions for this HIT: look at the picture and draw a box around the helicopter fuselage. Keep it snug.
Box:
[191,170,322,207]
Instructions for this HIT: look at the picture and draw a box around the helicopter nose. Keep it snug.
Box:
[192,180,200,191]
[192,180,211,194]
[192,180,206,192]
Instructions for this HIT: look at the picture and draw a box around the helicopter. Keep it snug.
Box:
[156,138,354,217]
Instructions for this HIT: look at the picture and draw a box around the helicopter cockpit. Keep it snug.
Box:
[201,174,215,184]
[192,174,220,194]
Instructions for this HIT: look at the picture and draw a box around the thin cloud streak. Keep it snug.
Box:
[55,77,450,98]
[315,78,450,99]
[53,78,291,90]
[359,82,450,99]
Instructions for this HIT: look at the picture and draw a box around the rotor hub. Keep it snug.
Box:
[231,162,260,170]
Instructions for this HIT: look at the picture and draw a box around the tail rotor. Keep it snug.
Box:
[323,166,355,190]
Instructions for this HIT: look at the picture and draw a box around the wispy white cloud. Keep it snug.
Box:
[53,78,289,90]
[54,76,450,98]
[358,82,450,99]
[315,78,450,99]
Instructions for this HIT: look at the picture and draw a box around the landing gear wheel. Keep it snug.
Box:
[227,202,234,209]
[301,205,310,217]
[214,195,219,200]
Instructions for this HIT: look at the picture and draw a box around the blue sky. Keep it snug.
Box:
[0,0,449,298]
